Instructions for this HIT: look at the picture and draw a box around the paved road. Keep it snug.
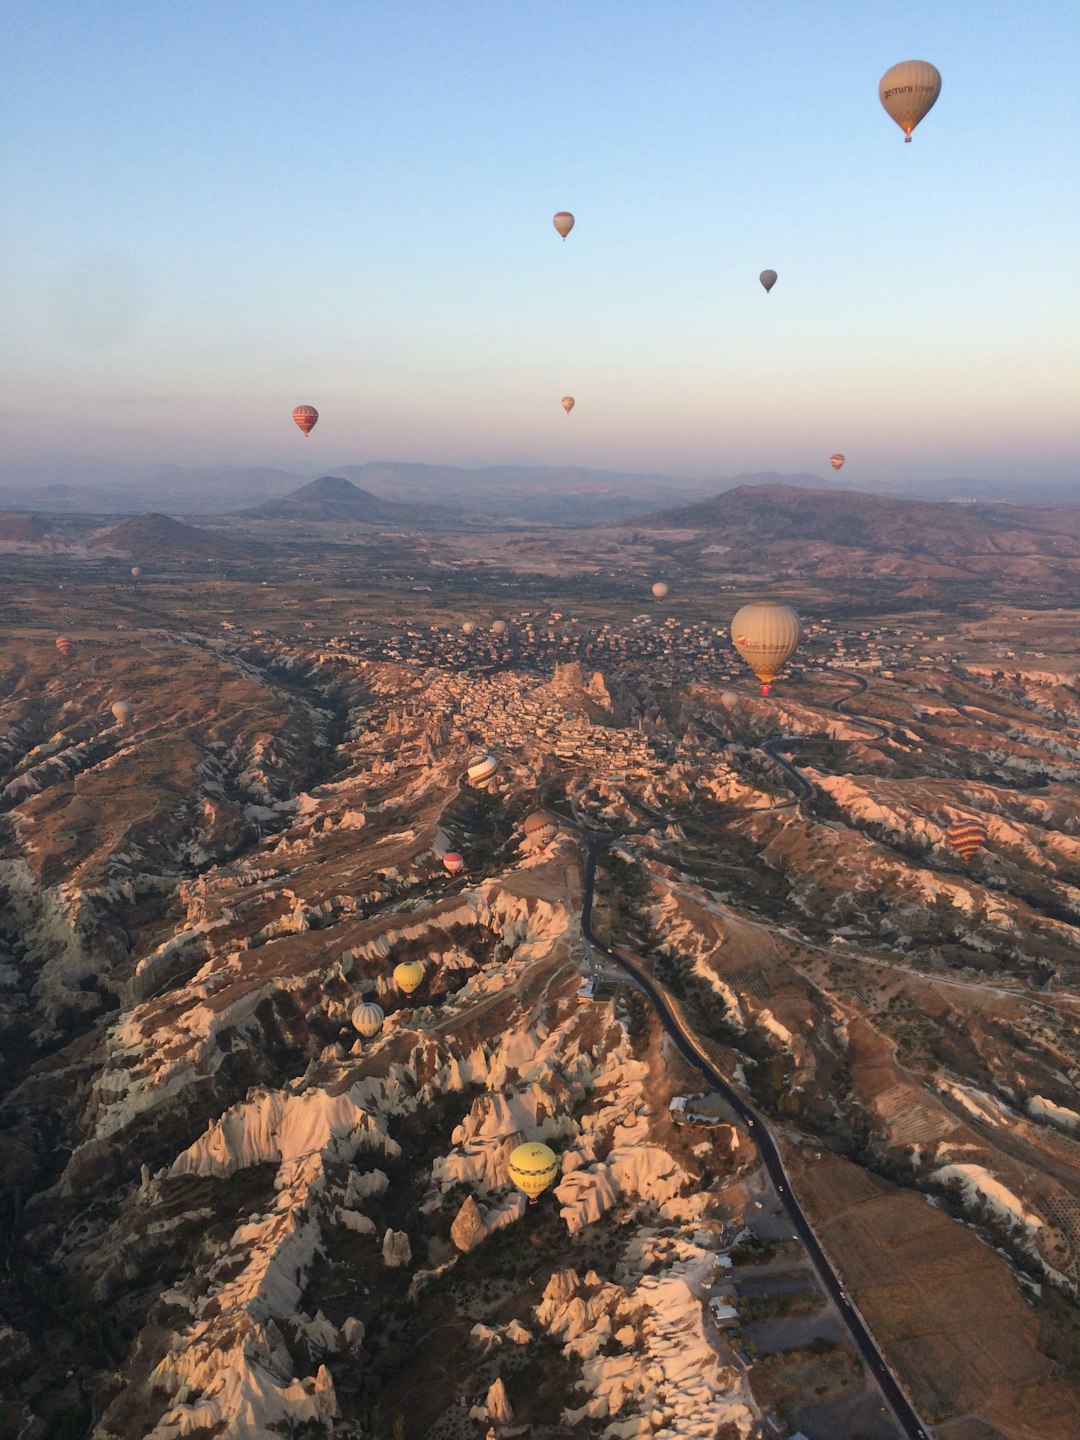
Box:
[579,837,929,1439]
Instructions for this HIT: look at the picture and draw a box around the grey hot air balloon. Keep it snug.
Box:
[879,60,941,142]
[759,269,778,293]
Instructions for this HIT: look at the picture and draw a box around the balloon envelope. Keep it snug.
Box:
[393,960,425,994]
[292,404,319,436]
[879,60,941,141]
[443,851,465,875]
[552,211,575,239]
[730,602,802,685]
[491,620,508,636]
[507,1141,559,1201]
[461,621,477,635]
[759,269,778,293]
[130,566,142,579]
[946,818,988,863]
[351,1001,384,1038]
[829,454,845,472]
[651,582,669,601]
[111,699,135,725]
[561,396,575,414]
[55,635,72,656]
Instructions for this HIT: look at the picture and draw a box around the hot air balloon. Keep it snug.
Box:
[730,602,801,695]
[507,1141,559,1203]
[443,851,465,875]
[879,60,941,142]
[393,960,425,994]
[651,582,669,601]
[561,396,575,415]
[720,690,739,713]
[552,211,575,239]
[829,454,845,473]
[522,811,558,845]
[467,754,498,784]
[110,699,135,726]
[759,269,778,293]
[491,620,508,637]
[351,1001,385,1038]
[130,566,142,579]
[462,621,477,635]
[946,818,988,864]
[55,635,72,658]
[292,404,319,436]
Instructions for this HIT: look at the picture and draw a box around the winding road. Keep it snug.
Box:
[566,671,932,1440]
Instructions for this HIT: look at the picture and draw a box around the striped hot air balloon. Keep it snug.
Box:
[829,454,845,472]
[292,404,319,436]
[55,635,73,658]
[946,818,988,864]
[442,851,465,875]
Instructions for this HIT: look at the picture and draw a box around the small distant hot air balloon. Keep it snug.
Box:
[443,851,465,875]
[946,818,988,864]
[553,211,575,239]
[292,404,319,436]
[130,566,142,579]
[351,1001,385,1038]
[651,582,669,601]
[730,602,801,695]
[507,1140,559,1203]
[522,811,558,845]
[462,621,477,635]
[829,454,845,473]
[491,620,508,636]
[55,635,72,658]
[467,754,498,784]
[879,60,941,142]
[720,690,739,713]
[393,960,425,995]
[759,269,778,293]
[561,396,575,414]
[110,699,135,726]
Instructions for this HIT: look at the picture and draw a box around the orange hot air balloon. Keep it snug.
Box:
[292,405,319,436]
[946,818,988,864]
[829,454,845,472]
[55,635,73,658]
[553,211,575,239]
[561,396,575,414]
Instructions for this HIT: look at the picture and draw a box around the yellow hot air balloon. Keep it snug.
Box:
[553,211,575,239]
[393,960,424,994]
[561,396,575,414]
[879,60,941,142]
[507,1141,559,1203]
[730,602,801,697]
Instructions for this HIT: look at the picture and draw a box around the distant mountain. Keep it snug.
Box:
[617,483,1080,586]
[89,513,252,559]
[241,474,457,526]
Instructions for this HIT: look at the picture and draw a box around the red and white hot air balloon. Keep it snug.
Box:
[829,453,845,472]
[55,635,73,658]
[443,851,465,875]
[553,211,575,239]
[292,405,319,437]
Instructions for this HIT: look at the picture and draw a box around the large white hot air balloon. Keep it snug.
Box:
[879,60,941,142]
[351,1001,384,1038]
[730,602,801,697]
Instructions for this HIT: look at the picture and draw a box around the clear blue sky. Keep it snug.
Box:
[3,0,1078,489]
